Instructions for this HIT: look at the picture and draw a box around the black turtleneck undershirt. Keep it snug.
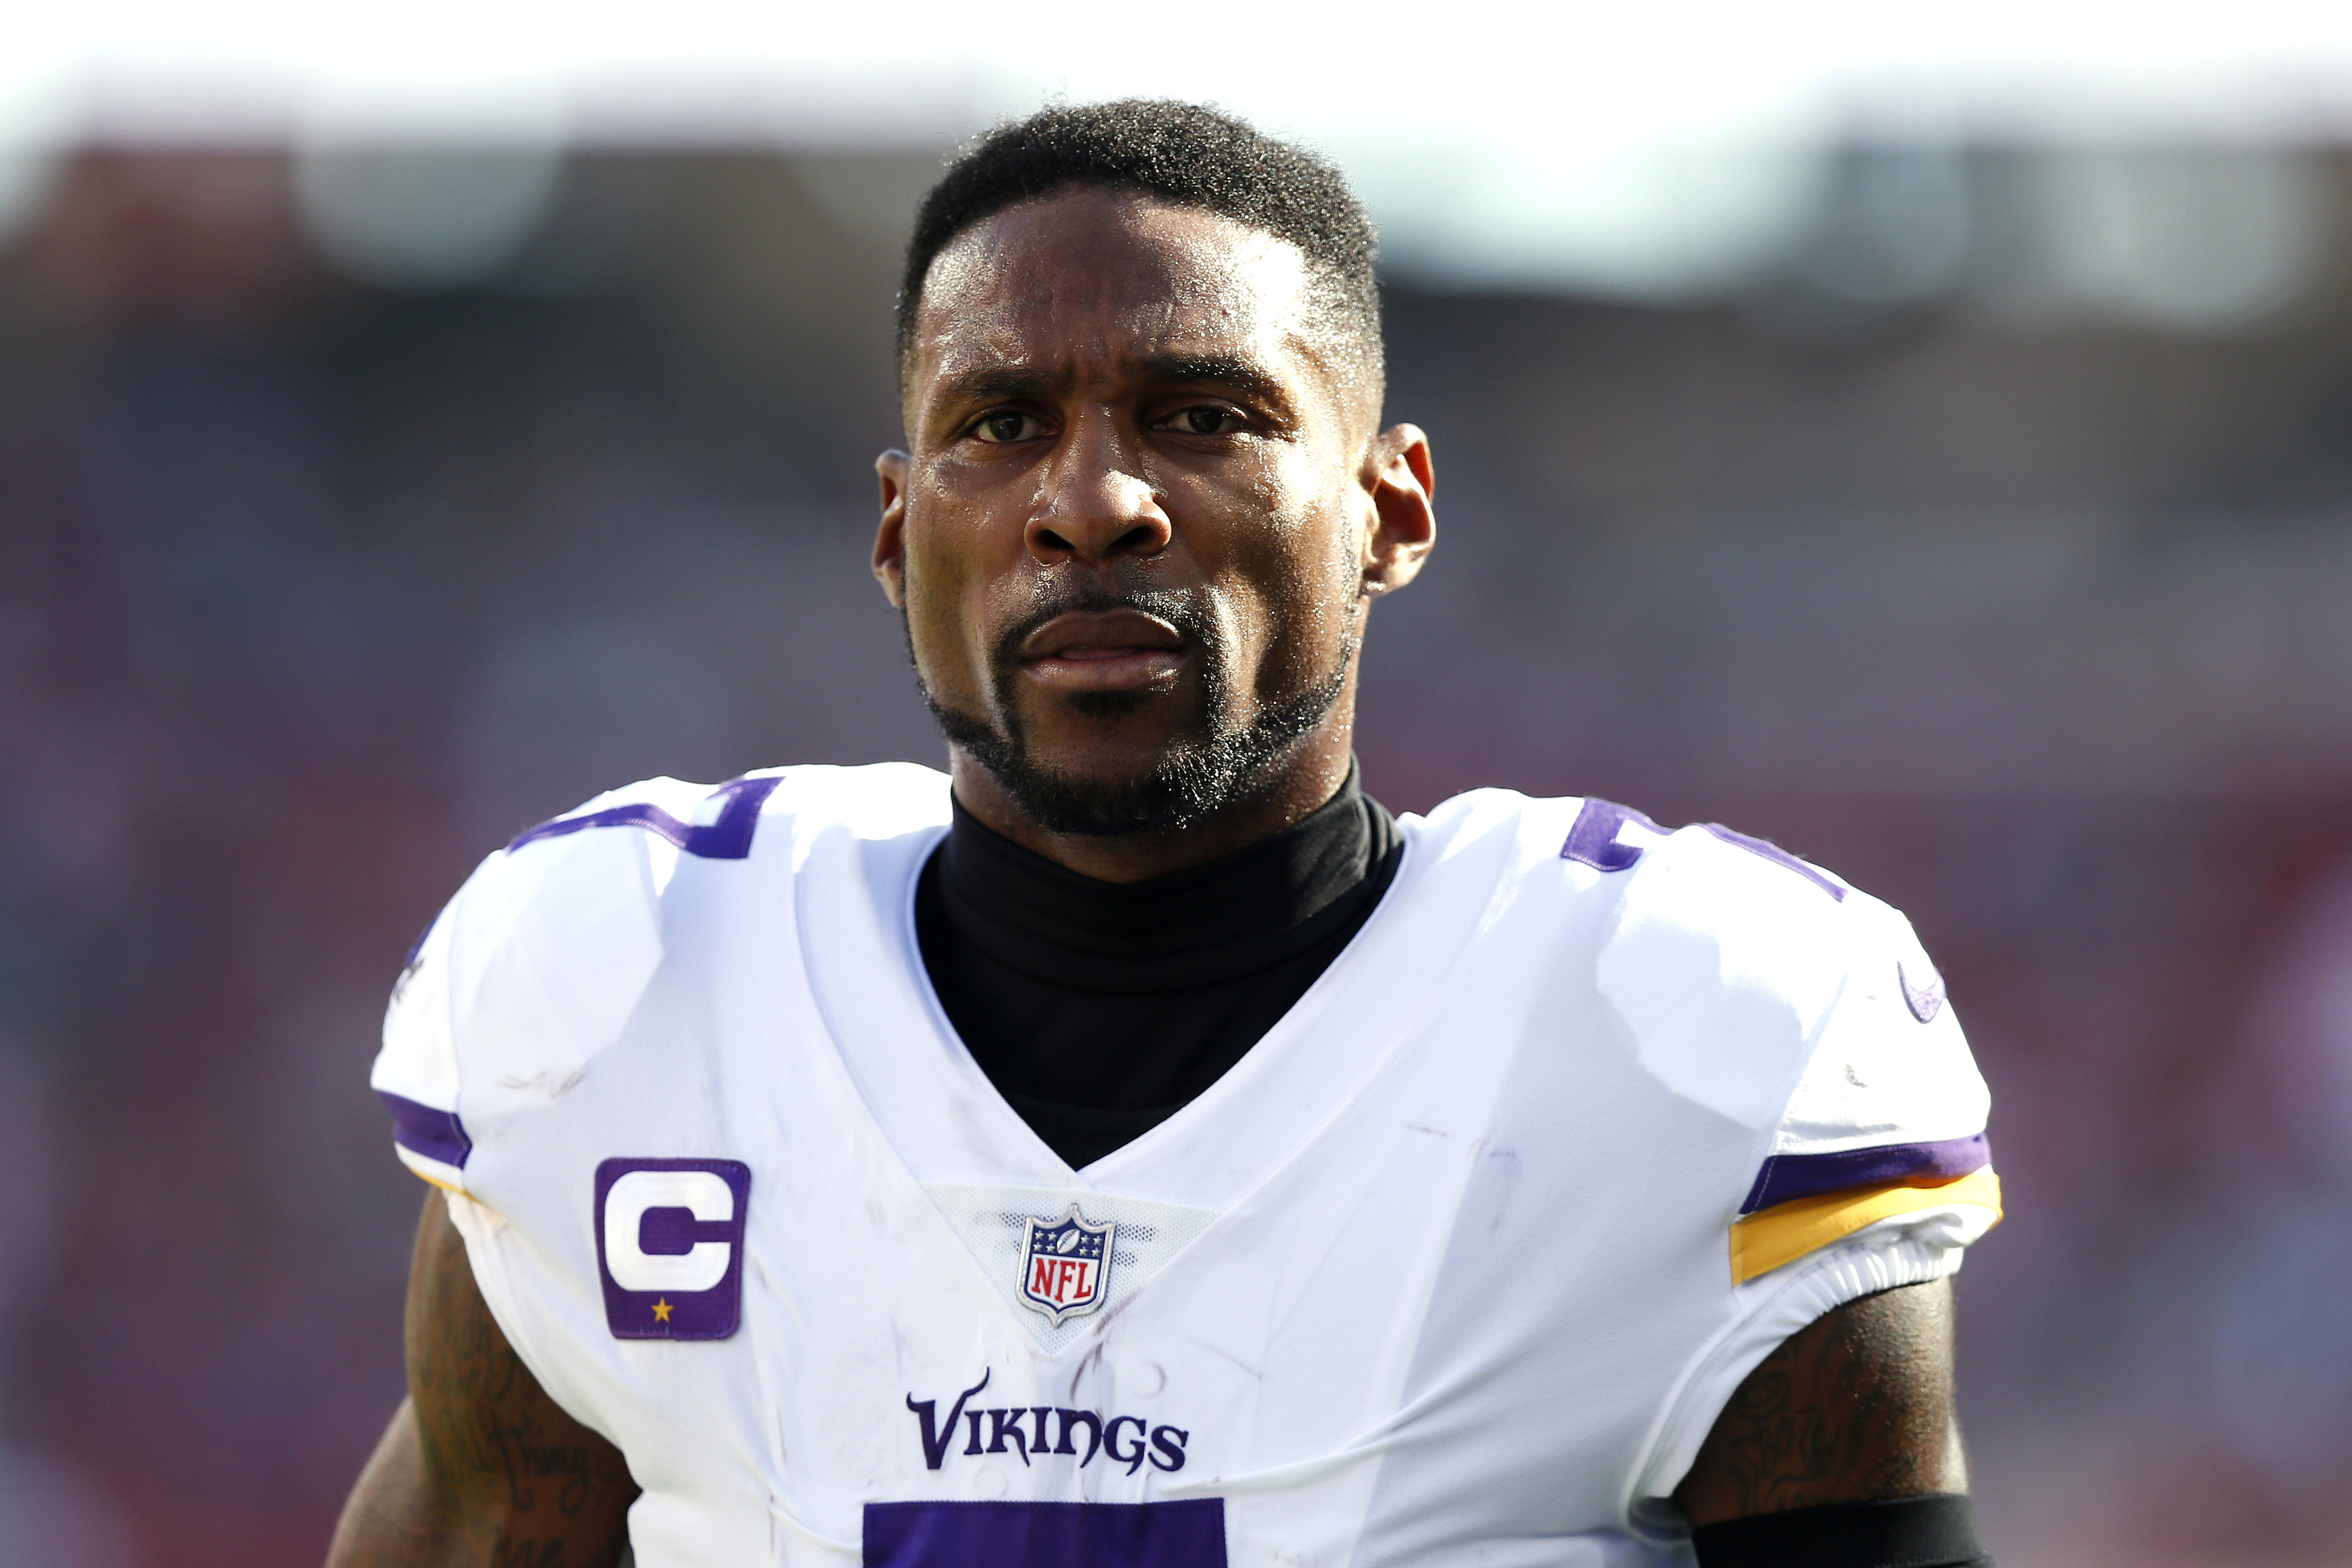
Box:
[914,770,1402,1169]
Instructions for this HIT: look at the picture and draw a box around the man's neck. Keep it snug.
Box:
[945,720,1357,885]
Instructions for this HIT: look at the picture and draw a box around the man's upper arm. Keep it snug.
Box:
[1676,1277,1967,1525]
[327,1193,637,1568]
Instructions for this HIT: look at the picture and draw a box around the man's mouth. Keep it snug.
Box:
[1018,609,1187,690]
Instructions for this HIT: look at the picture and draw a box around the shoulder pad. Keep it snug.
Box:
[1584,805,1857,1131]
[371,772,790,1191]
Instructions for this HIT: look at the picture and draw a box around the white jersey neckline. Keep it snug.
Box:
[791,788,1525,1216]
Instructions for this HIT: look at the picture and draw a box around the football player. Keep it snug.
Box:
[331,101,2001,1568]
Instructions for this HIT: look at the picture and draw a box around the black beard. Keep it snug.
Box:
[913,587,1354,838]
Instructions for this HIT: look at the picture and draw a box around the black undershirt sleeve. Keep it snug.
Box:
[1691,1495,1992,1568]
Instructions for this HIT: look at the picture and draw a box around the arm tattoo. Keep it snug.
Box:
[408,1194,638,1559]
[1677,1279,1967,1526]
[327,1196,640,1568]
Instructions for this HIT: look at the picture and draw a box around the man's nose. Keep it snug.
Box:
[1026,419,1173,563]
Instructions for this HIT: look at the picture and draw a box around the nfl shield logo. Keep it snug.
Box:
[1019,1206,1115,1323]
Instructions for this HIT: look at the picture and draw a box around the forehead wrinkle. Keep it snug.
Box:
[921,328,1304,419]
[933,278,1274,366]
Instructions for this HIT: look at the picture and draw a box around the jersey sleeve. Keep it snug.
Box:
[366,775,736,1200]
[1727,885,1998,1285]
[1582,803,2002,1515]
[371,875,479,1194]
[1583,805,2000,1285]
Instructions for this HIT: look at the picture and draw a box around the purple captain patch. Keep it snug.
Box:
[379,1091,470,1170]
[1741,1133,1991,1215]
[863,1501,1226,1568]
[594,1158,751,1340]
[507,774,783,861]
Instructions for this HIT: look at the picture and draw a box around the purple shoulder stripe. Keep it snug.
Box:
[380,1091,472,1170]
[1740,1132,1989,1215]
[506,774,783,861]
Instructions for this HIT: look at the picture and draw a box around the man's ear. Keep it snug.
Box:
[1361,424,1435,596]
[873,450,911,609]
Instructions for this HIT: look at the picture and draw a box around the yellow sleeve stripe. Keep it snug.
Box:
[1729,1168,2003,1285]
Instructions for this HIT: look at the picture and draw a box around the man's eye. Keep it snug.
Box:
[972,411,1044,444]
[1170,407,1243,436]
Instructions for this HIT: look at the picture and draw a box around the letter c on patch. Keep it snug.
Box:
[604,1168,735,1292]
[593,1157,750,1340]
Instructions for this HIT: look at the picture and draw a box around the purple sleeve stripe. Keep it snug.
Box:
[1740,1132,1989,1214]
[506,774,782,861]
[380,1091,472,1170]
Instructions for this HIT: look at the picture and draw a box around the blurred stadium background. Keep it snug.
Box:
[9,4,2352,1564]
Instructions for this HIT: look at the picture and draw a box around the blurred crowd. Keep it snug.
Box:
[6,141,2352,1566]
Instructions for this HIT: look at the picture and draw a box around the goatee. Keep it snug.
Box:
[914,587,1353,838]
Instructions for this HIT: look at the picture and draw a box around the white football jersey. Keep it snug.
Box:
[372,764,2000,1568]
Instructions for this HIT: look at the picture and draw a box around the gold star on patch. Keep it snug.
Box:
[652,1298,673,1323]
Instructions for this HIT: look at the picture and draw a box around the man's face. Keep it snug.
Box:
[875,188,1429,837]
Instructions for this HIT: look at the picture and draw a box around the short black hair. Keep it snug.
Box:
[897,99,1381,382]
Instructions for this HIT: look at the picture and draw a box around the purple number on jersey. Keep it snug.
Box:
[863,1501,1226,1568]
[1560,798,1844,902]
[506,774,783,860]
